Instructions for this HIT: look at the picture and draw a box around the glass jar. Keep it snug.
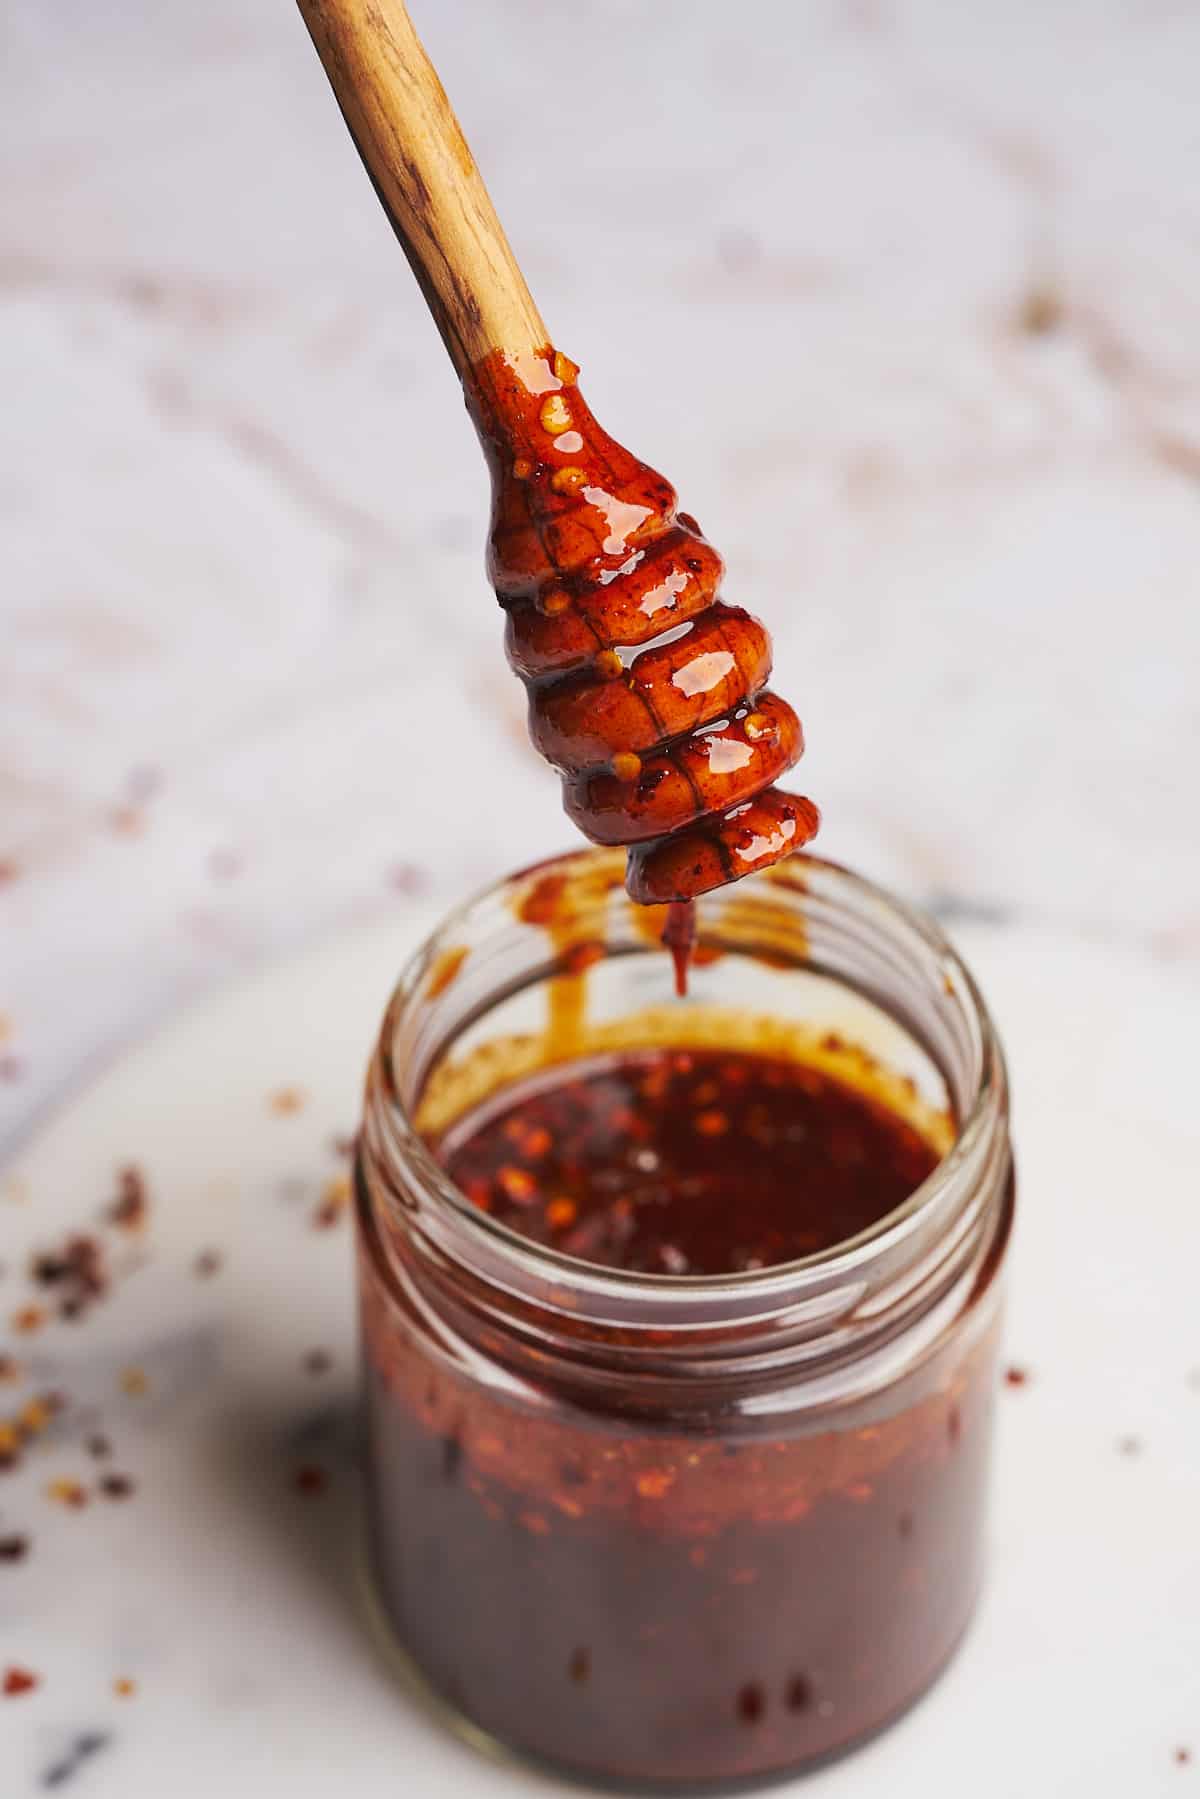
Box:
[356,848,1013,1789]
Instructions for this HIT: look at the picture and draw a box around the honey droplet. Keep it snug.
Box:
[635,1468,676,1500]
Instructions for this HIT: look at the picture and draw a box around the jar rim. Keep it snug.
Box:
[370,848,1009,1322]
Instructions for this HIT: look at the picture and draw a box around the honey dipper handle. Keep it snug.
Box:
[296,0,548,376]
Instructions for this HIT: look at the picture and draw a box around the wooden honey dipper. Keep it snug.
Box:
[296,0,819,979]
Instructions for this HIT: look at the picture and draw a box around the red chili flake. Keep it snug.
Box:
[1174,1747,1191,1766]
[786,1674,813,1712]
[3,1665,38,1696]
[108,1167,148,1232]
[464,1178,492,1213]
[11,1306,45,1335]
[17,1396,55,1439]
[545,1197,577,1230]
[313,1173,351,1230]
[0,1535,29,1562]
[31,1233,107,1321]
[99,1474,134,1500]
[293,1465,327,1496]
[1003,1365,1031,1389]
[193,1249,222,1278]
[737,1682,765,1724]
[522,1125,552,1160]
[303,1350,332,1377]
[86,1435,112,1460]
[694,1109,729,1137]
[635,1468,675,1500]
[268,1086,306,1116]
[32,1249,71,1284]
[639,1067,669,1103]
[113,1677,137,1698]
[496,1165,537,1206]
[46,1478,88,1509]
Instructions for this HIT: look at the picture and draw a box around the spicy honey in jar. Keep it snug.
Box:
[355,848,1013,1789]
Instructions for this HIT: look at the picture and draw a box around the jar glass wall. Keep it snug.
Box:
[356,850,1014,1789]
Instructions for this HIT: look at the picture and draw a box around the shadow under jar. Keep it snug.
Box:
[356,850,1014,1790]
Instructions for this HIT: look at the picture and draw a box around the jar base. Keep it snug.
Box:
[353,1506,983,1794]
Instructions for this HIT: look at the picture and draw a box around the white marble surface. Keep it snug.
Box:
[1,0,1198,1787]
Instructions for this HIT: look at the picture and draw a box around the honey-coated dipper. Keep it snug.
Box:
[296,0,819,970]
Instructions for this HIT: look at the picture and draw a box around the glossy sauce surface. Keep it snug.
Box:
[466,348,820,908]
[437,1048,941,1276]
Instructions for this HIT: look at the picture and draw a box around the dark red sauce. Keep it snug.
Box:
[359,1040,1004,1786]
[662,898,696,996]
[438,1047,940,1275]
